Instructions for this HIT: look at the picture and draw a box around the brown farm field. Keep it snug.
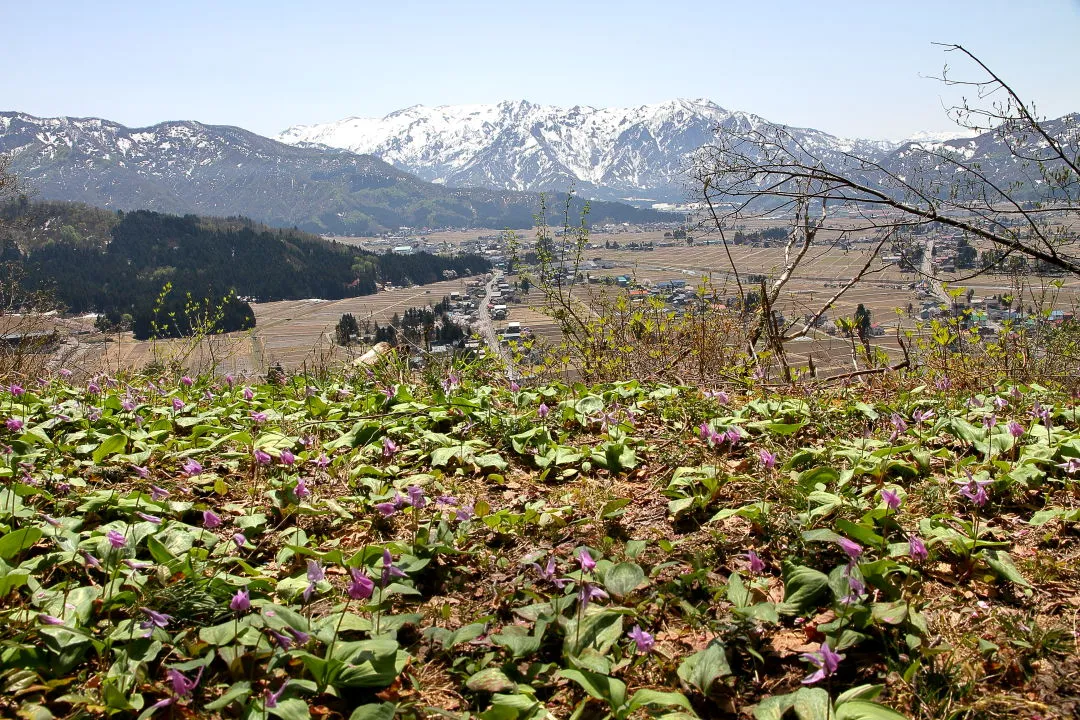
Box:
[64,227,1080,378]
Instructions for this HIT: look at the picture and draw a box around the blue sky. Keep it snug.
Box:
[5,0,1079,140]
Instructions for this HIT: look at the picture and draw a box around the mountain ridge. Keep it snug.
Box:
[0,111,672,235]
[276,99,948,203]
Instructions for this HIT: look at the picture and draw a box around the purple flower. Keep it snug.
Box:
[265,679,289,708]
[510,380,520,392]
[253,449,271,465]
[455,502,474,522]
[406,485,426,508]
[348,568,375,600]
[303,559,326,601]
[382,436,398,460]
[172,398,185,412]
[266,628,292,650]
[758,448,777,470]
[279,449,295,466]
[38,613,65,625]
[983,414,997,430]
[9,383,24,397]
[286,627,310,645]
[800,641,845,685]
[1057,458,1080,475]
[992,396,1008,410]
[537,403,549,419]
[628,625,655,653]
[374,501,398,517]
[5,418,23,432]
[531,556,569,589]
[888,413,907,441]
[121,398,136,412]
[150,484,169,500]
[203,509,222,528]
[312,453,330,468]
[881,488,901,511]
[704,389,730,404]
[955,471,992,507]
[441,372,460,392]
[578,582,608,609]
[250,411,268,424]
[725,428,741,446]
[106,529,127,549]
[908,535,928,562]
[242,387,254,401]
[838,538,862,560]
[181,458,202,476]
[130,464,150,479]
[578,548,596,572]
[167,667,202,697]
[136,511,162,525]
[934,377,951,391]
[59,368,72,378]
[746,550,766,574]
[82,550,101,568]
[1007,420,1025,438]
[232,533,248,550]
[141,607,173,631]
[294,477,310,499]
[230,589,250,613]
[225,374,235,387]
[381,548,407,586]
[87,382,101,395]
[180,376,193,387]
[968,396,984,409]
[912,408,934,424]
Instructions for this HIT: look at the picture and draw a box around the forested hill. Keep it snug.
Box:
[0,201,491,338]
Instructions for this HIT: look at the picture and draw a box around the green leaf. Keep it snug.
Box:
[626,689,695,714]
[602,562,644,598]
[467,668,517,693]
[559,668,627,709]
[871,601,908,625]
[0,527,42,560]
[834,700,910,720]
[348,703,398,720]
[203,681,252,711]
[564,609,624,658]
[677,641,731,695]
[980,549,1032,588]
[492,627,542,658]
[92,433,127,463]
[268,698,312,720]
[778,562,830,616]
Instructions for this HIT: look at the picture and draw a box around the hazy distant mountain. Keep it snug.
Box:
[0,112,671,234]
[277,99,901,204]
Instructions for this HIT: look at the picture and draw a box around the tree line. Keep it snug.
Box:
[0,201,491,339]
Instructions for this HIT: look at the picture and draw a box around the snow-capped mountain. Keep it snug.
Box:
[0,112,670,234]
[278,99,898,204]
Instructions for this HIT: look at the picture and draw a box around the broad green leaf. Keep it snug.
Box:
[603,562,644,598]
[92,433,127,463]
[677,641,731,695]
[834,700,909,720]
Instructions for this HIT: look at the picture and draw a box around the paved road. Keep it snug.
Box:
[475,271,516,373]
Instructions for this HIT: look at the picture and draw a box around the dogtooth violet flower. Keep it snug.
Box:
[203,510,222,528]
[628,625,655,653]
[838,538,863,560]
[578,582,609,609]
[381,549,407,586]
[531,556,570,589]
[253,449,271,465]
[578,548,596,572]
[908,535,929,561]
[303,559,325,601]
[348,568,375,600]
[881,488,902,511]
[1008,420,1026,438]
[181,458,202,476]
[758,448,777,470]
[167,667,203,697]
[746,550,766,574]
[800,641,845,685]
[230,589,251,613]
[537,403,549,418]
[265,680,289,708]
[106,529,127,549]
[382,436,398,459]
[279,449,295,465]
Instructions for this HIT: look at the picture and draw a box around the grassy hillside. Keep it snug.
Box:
[0,357,1076,718]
